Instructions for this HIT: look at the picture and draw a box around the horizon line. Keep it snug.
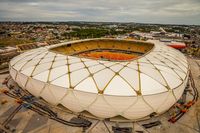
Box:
[0,20,199,26]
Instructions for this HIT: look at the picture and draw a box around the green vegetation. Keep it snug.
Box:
[132,25,159,33]
[62,28,128,39]
[63,28,109,39]
[165,27,189,34]
[0,38,34,47]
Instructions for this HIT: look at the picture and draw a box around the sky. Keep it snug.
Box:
[0,0,200,25]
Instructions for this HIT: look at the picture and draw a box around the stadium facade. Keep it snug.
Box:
[9,39,189,120]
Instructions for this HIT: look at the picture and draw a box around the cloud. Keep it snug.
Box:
[0,0,199,25]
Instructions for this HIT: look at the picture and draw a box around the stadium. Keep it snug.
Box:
[9,38,189,121]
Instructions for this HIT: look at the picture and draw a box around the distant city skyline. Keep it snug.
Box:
[0,0,200,25]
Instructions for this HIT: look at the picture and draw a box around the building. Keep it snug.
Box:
[9,39,189,120]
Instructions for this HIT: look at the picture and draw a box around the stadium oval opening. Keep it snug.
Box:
[50,39,154,61]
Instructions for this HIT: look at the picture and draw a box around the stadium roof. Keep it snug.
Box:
[9,39,189,120]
